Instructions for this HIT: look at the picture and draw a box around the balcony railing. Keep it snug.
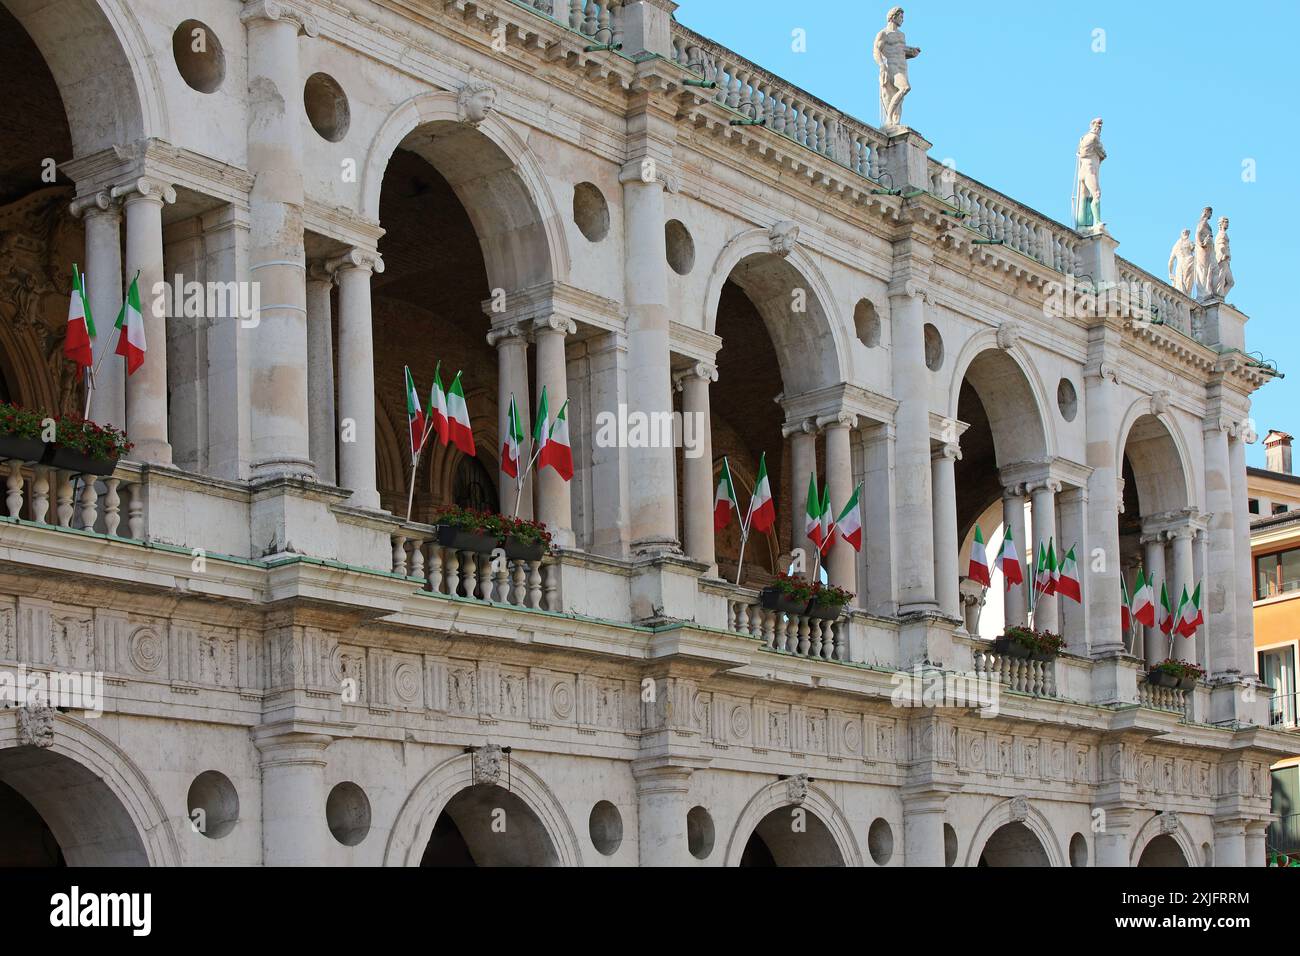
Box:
[972,647,1057,697]
[390,524,556,611]
[1270,813,1300,856]
[0,453,145,541]
[722,585,848,662]
[1138,679,1187,714]
[1269,692,1297,728]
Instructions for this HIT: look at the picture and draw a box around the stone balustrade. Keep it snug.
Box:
[1117,260,1196,337]
[724,586,848,662]
[934,169,1081,273]
[390,524,556,611]
[972,647,1058,698]
[0,455,144,541]
[527,0,624,43]
[1138,679,1189,714]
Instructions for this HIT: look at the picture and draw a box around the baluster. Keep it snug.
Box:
[512,559,527,605]
[102,477,120,536]
[55,471,74,527]
[410,539,425,581]
[760,609,775,649]
[543,562,558,611]
[428,545,443,594]
[569,0,583,31]
[597,2,612,43]
[825,622,837,661]
[583,0,598,35]
[443,548,460,595]
[4,463,21,518]
[461,550,478,598]
[477,549,492,599]
[494,559,510,603]
[527,560,543,608]
[391,534,408,575]
[29,466,48,524]
[734,601,748,634]
[809,620,823,658]
[77,474,98,530]
[610,1,623,48]
[794,616,809,656]
[726,69,741,109]
[125,482,144,539]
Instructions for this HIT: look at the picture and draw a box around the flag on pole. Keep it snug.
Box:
[1158,581,1175,635]
[998,528,1023,588]
[114,272,146,375]
[64,265,94,375]
[968,525,991,587]
[538,399,573,480]
[426,361,450,446]
[1174,585,1193,638]
[532,385,549,459]
[1184,582,1204,634]
[749,453,776,534]
[1056,544,1082,603]
[714,456,739,531]
[404,366,426,460]
[835,483,862,552]
[1121,572,1133,633]
[818,485,835,554]
[1047,538,1059,595]
[1034,541,1054,596]
[804,473,823,550]
[501,394,524,478]
[445,371,476,456]
[1132,569,1156,627]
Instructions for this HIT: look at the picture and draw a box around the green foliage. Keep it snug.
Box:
[1004,626,1066,656]
[1150,658,1206,680]
[429,506,553,549]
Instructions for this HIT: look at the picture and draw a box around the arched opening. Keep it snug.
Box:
[738,805,845,867]
[1136,833,1189,867]
[0,744,148,866]
[977,822,1051,867]
[419,784,560,867]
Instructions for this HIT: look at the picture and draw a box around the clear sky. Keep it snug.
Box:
[674,0,1300,467]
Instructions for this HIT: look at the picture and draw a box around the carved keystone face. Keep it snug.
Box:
[463,87,496,125]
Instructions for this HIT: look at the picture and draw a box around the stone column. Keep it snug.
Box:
[1142,532,1168,667]
[619,159,678,554]
[1213,817,1247,868]
[823,413,857,596]
[110,177,175,465]
[71,192,125,430]
[889,282,936,612]
[1246,821,1269,867]
[1170,525,1197,665]
[930,442,961,619]
[861,423,897,616]
[1027,479,1060,633]
[254,729,331,866]
[1229,424,1256,676]
[1058,486,1089,655]
[582,331,627,556]
[242,0,317,479]
[1202,416,1238,676]
[786,421,816,580]
[329,249,382,510]
[677,362,717,572]
[305,263,336,485]
[200,204,252,480]
[1001,485,1028,627]
[1083,360,1124,655]
[488,322,532,519]
[1094,807,1135,867]
[1194,528,1209,668]
[902,791,948,866]
[631,760,695,866]
[534,315,576,546]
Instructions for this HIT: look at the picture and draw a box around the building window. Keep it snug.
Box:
[1256,547,1300,599]
[1260,646,1297,728]
[1276,504,1291,515]
[1250,498,1260,514]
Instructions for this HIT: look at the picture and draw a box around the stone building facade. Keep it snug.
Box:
[0,0,1289,866]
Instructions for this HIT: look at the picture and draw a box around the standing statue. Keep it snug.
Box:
[1213,216,1234,298]
[1167,229,1195,295]
[1193,206,1216,300]
[1072,118,1106,230]
[873,7,920,131]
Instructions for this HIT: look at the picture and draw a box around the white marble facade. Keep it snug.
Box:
[0,0,1287,866]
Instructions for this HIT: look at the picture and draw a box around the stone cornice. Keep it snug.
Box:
[780,383,898,430]
[481,280,626,338]
[668,321,722,364]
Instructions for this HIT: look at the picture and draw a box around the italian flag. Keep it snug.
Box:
[446,370,475,456]
[1178,582,1204,636]
[1047,538,1059,594]
[968,525,991,587]
[501,393,524,478]
[426,361,450,446]
[114,272,146,375]
[804,472,823,550]
[1056,544,1082,603]
[1158,581,1175,635]
[835,483,862,552]
[748,452,776,534]
[64,264,94,376]
[1174,586,1193,638]
[1132,568,1156,627]
[538,398,573,481]
[1121,572,1133,633]
[998,527,1023,588]
[404,365,426,460]
[818,485,835,555]
[1034,540,1056,596]
[714,456,738,531]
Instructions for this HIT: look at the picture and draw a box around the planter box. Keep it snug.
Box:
[993,636,1032,659]
[0,435,46,463]
[1176,675,1198,691]
[1147,669,1179,688]
[435,525,498,554]
[806,601,844,621]
[503,536,546,562]
[43,444,119,477]
[759,587,807,616]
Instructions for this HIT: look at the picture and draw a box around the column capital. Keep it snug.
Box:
[1082,360,1121,385]
[306,260,335,285]
[673,361,718,391]
[618,158,678,193]
[781,417,817,439]
[68,190,118,219]
[326,247,383,276]
[1002,482,1026,498]
[533,314,577,336]
[1138,530,1168,546]
[932,440,961,462]
[240,0,320,36]
[486,321,529,349]
[110,176,175,206]
[816,411,858,431]
[887,277,933,303]
[1202,413,1235,435]
[1024,478,1062,495]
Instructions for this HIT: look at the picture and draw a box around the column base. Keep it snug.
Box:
[1208,676,1268,726]
[631,535,682,557]
[128,440,173,467]
[252,455,318,482]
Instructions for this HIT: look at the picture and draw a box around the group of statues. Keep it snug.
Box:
[872,7,1235,302]
[1168,209,1234,301]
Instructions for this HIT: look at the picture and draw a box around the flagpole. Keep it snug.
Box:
[734,494,756,586]
[405,405,439,524]
[514,438,545,518]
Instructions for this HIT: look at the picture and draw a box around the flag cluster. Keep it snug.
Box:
[800,472,862,556]
[714,453,778,536]
[62,267,147,381]
[406,362,474,463]
[1123,570,1201,638]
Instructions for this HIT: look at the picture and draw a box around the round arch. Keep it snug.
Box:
[723,779,862,867]
[964,798,1065,867]
[1116,400,1194,516]
[1129,813,1199,867]
[384,751,582,867]
[947,333,1054,464]
[360,89,568,290]
[702,227,853,392]
[0,709,180,866]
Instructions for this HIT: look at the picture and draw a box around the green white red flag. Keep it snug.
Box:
[714,456,739,531]
[538,398,572,480]
[1179,582,1204,636]
[404,366,426,460]
[1056,544,1081,603]
[1174,585,1192,638]
[818,485,835,555]
[501,393,524,478]
[835,483,862,552]
[426,361,450,446]
[1034,540,1055,596]
[804,472,823,550]
[998,527,1023,588]
[1132,569,1155,627]
[114,272,145,375]
[63,264,94,376]
[446,370,475,456]
[1121,572,1133,633]
[968,525,991,587]
[1158,581,1175,635]
[748,452,776,534]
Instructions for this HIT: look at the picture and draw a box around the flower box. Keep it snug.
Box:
[806,600,844,621]
[1147,669,1179,688]
[43,444,119,477]
[0,435,46,464]
[436,525,497,554]
[759,586,807,616]
[503,536,546,561]
[995,627,1065,661]
[1176,675,1197,691]
[993,635,1033,659]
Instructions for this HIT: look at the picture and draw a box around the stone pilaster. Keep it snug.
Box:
[860,423,897,616]
[305,262,336,486]
[488,321,532,519]
[1202,414,1238,677]
[1058,486,1089,655]
[930,441,960,620]
[253,726,332,866]
[785,419,816,581]
[1083,355,1124,655]
[821,412,857,596]
[1140,530,1168,667]
[902,789,949,867]
[328,248,383,510]
[676,362,717,573]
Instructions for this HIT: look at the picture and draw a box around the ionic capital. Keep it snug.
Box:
[533,314,577,337]
[781,418,817,439]
[673,362,718,391]
[486,322,528,349]
[1083,361,1120,385]
[68,190,116,219]
[326,247,384,276]
[306,260,335,285]
[1002,482,1025,499]
[1202,413,1234,435]
[932,441,962,462]
[618,158,678,194]
[888,278,931,303]
[110,176,176,206]
[816,411,859,431]
[1024,478,1062,495]
[240,0,319,36]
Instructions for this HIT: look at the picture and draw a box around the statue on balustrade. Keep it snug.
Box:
[1167,229,1195,296]
[1193,206,1216,300]
[1213,216,1234,299]
[873,6,920,131]
[1072,118,1106,231]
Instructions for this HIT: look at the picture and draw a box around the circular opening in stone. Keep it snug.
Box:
[665,219,695,275]
[326,781,371,846]
[687,805,714,860]
[944,823,959,866]
[1070,832,1089,867]
[304,72,350,143]
[187,770,239,839]
[854,299,881,348]
[1057,377,1079,422]
[589,800,623,856]
[868,817,894,865]
[573,182,610,242]
[172,20,225,94]
[923,323,944,371]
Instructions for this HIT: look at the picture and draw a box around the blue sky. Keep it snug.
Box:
[674,0,1299,467]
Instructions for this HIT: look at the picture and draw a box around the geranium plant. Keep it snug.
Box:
[1002,626,1066,657]
[0,401,45,440]
[767,572,813,605]
[808,581,855,607]
[1150,658,1205,681]
[430,506,552,551]
[51,415,132,461]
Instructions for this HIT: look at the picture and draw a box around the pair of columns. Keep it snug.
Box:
[783,415,857,594]
[1137,524,1200,667]
[999,477,1088,648]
